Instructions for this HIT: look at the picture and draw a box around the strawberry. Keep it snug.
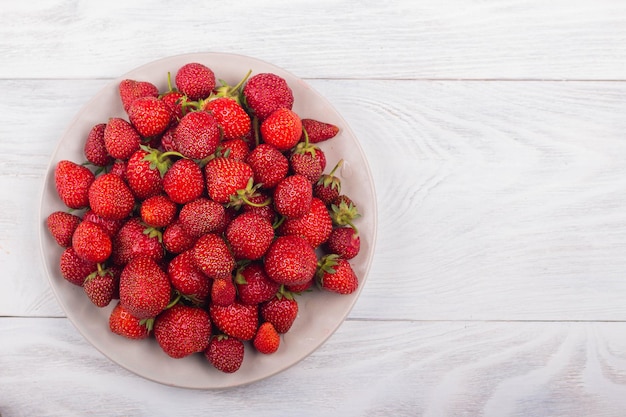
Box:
[325,226,360,260]
[301,118,339,144]
[264,235,317,286]
[125,147,171,200]
[162,219,197,254]
[209,301,258,341]
[242,73,294,120]
[160,126,177,152]
[245,143,289,190]
[277,198,332,248]
[205,97,251,140]
[82,210,125,237]
[218,138,250,161]
[175,62,216,101]
[211,277,237,307]
[253,322,280,354]
[162,158,204,204]
[119,256,171,319]
[140,194,177,228]
[317,254,359,295]
[118,79,159,113]
[84,123,112,167]
[241,190,277,224]
[260,108,302,151]
[112,217,164,265]
[225,212,274,260]
[154,304,212,358]
[46,211,81,247]
[193,233,235,279]
[128,96,172,138]
[204,335,245,373]
[109,160,127,179]
[330,197,361,227]
[260,292,299,333]
[83,266,116,308]
[286,279,314,294]
[109,301,151,340]
[204,157,254,205]
[59,247,97,286]
[88,173,135,221]
[235,262,280,305]
[174,111,220,159]
[161,72,186,122]
[273,174,313,219]
[167,250,211,304]
[72,220,112,263]
[178,197,225,238]
[314,159,343,205]
[54,160,95,209]
[103,117,142,161]
[289,152,323,184]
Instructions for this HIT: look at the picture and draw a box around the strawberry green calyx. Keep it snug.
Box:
[214,69,252,105]
[317,159,343,192]
[293,126,319,157]
[165,292,182,310]
[276,284,296,301]
[140,145,182,177]
[315,254,340,288]
[141,223,163,243]
[330,198,360,228]
[228,177,272,209]
[139,317,155,332]
[84,262,113,283]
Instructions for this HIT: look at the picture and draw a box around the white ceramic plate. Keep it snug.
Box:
[38,52,377,389]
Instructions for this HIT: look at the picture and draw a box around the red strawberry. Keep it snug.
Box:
[225,212,274,260]
[286,279,314,294]
[273,174,313,219]
[160,126,177,152]
[325,226,360,260]
[277,198,332,248]
[211,277,237,307]
[175,62,216,101]
[162,219,197,254]
[161,90,186,122]
[209,301,258,341]
[245,143,289,190]
[88,173,135,221]
[128,96,172,138]
[83,267,116,308]
[103,118,141,161]
[119,79,159,113]
[301,118,339,144]
[162,158,204,204]
[193,233,235,279]
[317,254,359,295]
[314,159,343,205]
[218,138,250,161]
[119,256,171,319]
[84,123,112,167]
[174,111,220,159]
[243,73,294,120]
[235,262,280,305]
[253,322,280,354]
[241,190,277,224]
[264,235,317,286]
[260,293,299,333]
[125,147,171,200]
[140,194,177,228]
[167,250,211,304]
[72,220,112,263]
[154,304,212,358]
[54,160,95,209]
[204,335,245,373]
[112,217,164,265]
[260,108,302,151]
[109,301,151,340]
[82,210,125,238]
[59,247,97,286]
[205,97,251,140]
[178,197,225,238]
[109,160,127,179]
[204,157,254,205]
[289,152,323,184]
[46,211,81,247]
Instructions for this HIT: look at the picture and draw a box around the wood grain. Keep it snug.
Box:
[1,1,626,80]
[2,318,626,416]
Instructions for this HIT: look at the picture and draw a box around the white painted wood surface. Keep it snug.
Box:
[2,0,626,415]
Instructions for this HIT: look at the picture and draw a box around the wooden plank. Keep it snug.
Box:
[1,1,626,80]
[1,318,626,416]
[4,79,626,321]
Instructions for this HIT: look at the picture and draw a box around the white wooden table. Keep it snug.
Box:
[3,1,626,415]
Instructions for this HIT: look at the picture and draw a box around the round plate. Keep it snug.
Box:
[38,52,377,389]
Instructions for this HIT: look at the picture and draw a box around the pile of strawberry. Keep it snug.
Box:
[46,62,363,373]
